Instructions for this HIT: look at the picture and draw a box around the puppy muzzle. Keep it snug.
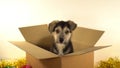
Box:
[59,37,64,43]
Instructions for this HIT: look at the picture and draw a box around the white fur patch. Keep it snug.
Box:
[56,43,65,56]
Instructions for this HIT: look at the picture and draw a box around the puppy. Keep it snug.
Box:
[48,20,77,56]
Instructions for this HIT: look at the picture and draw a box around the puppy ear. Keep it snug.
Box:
[68,20,77,31]
[48,20,59,33]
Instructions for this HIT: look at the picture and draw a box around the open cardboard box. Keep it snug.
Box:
[10,24,110,68]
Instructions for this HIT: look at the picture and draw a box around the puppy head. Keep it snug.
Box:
[48,20,77,44]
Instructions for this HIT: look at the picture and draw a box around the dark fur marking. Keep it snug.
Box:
[53,21,72,32]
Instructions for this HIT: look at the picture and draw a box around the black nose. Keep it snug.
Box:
[59,38,64,43]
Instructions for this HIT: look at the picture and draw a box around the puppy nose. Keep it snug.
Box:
[60,38,64,43]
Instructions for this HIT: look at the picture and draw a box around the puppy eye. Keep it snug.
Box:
[56,29,60,33]
[65,30,69,34]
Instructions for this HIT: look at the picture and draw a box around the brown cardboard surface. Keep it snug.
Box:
[61,52,94,68]
[26,52,94,68]
[19,25,53,50]
[10,41,58,59]
[26,53,61,68]
[10,24,110,59]
[19,24,104,51]
[10,41,110,59]
[9,24,111,68]
[65,45,110,56]
[72,27,104,50]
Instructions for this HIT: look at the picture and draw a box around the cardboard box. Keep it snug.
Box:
[10,24,110,68]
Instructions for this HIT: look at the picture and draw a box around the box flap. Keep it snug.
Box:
[19,25,53,51]
[65,45,111,57]
[19,24,104,51]
[10,41,58,59]
[12,24,110,59]
[10,41,110,59]
[72,27,104,50]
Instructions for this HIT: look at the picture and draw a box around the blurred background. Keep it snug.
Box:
[0,0,120,65]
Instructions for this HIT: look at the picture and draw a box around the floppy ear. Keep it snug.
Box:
[48,20,59,33]
[68,20,77,31]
